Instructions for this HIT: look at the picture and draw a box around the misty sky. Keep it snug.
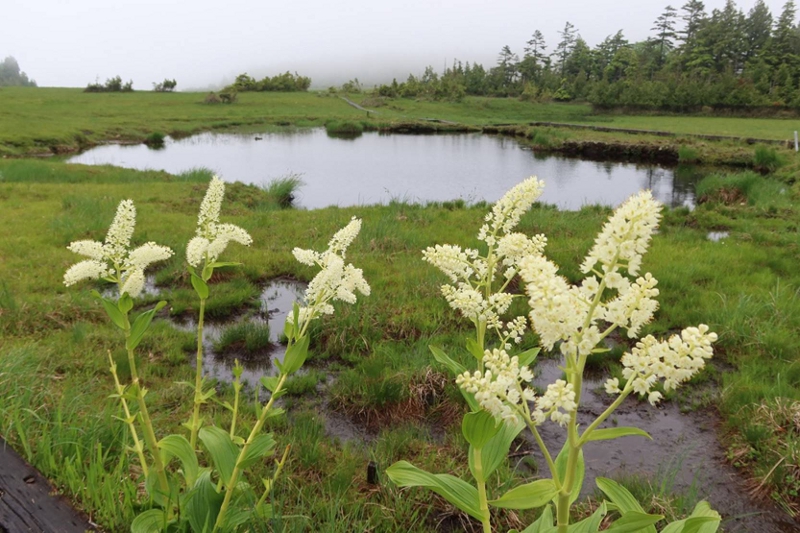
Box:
[2,0,792,90]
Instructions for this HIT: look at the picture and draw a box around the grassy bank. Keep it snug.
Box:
[0,158,798,528]
[2,87,799,169]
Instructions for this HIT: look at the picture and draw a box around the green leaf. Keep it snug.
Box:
[283,318,295,342]
[131,509,167,533]
[660,501,721,533]
[596,478,657,533]
[521,504,556,533]
[118,293,134,314]
[518,346,540,367]
[100,297,128,330]
[207,261,242,270]
[260,376,281,393]
[554,441,584,506]
[159,434,199,487]
[604,511,664,533]
[466,337,485,361]
[462,410,500,449]
[199,426,239,486]
[489,479,557,509]
[237,433,277,469]
[429,345,467,377]
[191,272,209,300]
[568,501,607,533]
[470,417,524,478]
[127,301,167,351]
[583,427,651,443]
[184,471,223,533]
[386,460,485,521]
[282,334,309,375]
[220,506,253,531]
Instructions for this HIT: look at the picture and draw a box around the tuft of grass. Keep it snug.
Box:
[677,145,699,163]
[754,145,785,172]
[143,131,165,148]
[325,120,365,138]
[260,173,304,209]
[213,321,272,355]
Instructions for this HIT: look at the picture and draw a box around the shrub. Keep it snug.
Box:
[152,79,177,92]
[84,75,133,93]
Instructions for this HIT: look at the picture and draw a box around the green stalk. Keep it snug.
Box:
[473,447,492,533]
[125,341,170,498]
[579,384,633,445]
[189,297,207,450]
[255,444,291,511]
[213,373,288,532]
[108,353,148,477]
[229,363,242,439]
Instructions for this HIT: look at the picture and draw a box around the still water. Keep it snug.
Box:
[68,130,698,210]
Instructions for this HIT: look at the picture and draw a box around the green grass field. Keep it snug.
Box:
[2,87,799,157]
[1,156,799,528]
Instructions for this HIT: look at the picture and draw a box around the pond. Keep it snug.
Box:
[68,130,700,210]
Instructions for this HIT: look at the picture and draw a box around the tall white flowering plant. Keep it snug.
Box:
[64,181,370,533]
[387,179,721,533]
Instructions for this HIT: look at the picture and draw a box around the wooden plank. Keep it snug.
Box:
[0,438,94,533]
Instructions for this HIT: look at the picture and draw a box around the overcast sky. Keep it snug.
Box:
[2,0,792,90]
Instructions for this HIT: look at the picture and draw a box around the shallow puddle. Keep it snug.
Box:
[171,278,307,386]
[529,359,795,533]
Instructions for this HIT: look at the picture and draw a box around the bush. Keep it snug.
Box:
[84,75,133,93]
[153,79,177,92]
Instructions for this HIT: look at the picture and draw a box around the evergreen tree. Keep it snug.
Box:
[0,56,36,87]
[555,22,577,76]
[651,5,679,66]
[744,0,773,62]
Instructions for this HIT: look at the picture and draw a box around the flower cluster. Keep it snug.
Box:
[606,325,717,405]
[290,217,370,327]
[186,176,252,268]
[580,191,661,277]
[423,177,546,343]
[456,348,577,427]
[64,200,173,298]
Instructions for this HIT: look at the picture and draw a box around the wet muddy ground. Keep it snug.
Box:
[530,359,796,533]
[158,276,795,532]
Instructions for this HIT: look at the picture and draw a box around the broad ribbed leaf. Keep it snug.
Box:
[237,433,277,469]
[604,511,663,533]
[191,272,209,300]
[466,337,485,360]
[660,501,721,533]
[100,297,127,330]
[159,434,199,487]
[386,460,485,521]
[185,471,223,533]
[282,334,309,374]
[127,301,167,351]
[583,427,651,443]
[473,416,524,478]
[597,477,657,533]
[554,442,584,505]
[462,410,500,449]
[489,479,557,509]
[130,509,167,533]
[429,345,467,377]
[521,504,556,533]
[199,426,238,486]
[518,347,540,367]
[568,501,607,533]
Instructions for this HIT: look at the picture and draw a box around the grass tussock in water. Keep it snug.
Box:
[213,321,272,357]
[260,173,304,209]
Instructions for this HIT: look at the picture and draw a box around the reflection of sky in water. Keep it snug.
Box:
[69,130,697,210]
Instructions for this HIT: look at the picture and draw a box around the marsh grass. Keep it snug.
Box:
[261,174,304,209]
[213,321,272,355]
[2,161,800,527]
[754,145,786,172]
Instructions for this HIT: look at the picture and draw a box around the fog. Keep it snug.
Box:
[1,0,791,90]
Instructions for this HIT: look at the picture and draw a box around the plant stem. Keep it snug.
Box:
[213,373,287,532]
[473,448,492,533]
[189,297,207,450]
[108,352,149,477]
[579,385,633,445]
[126,343,170,497]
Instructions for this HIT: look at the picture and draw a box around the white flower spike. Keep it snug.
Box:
[64,199,173,298]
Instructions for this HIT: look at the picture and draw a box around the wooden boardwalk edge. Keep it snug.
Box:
[0,438,95,533]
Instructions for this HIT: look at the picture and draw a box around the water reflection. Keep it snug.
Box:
[68,130,699,210]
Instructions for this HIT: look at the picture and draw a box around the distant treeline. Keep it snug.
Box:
[0,56,36,87]
[373,0,800,110]
[85,76,133,93]
[225,71,311,93]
